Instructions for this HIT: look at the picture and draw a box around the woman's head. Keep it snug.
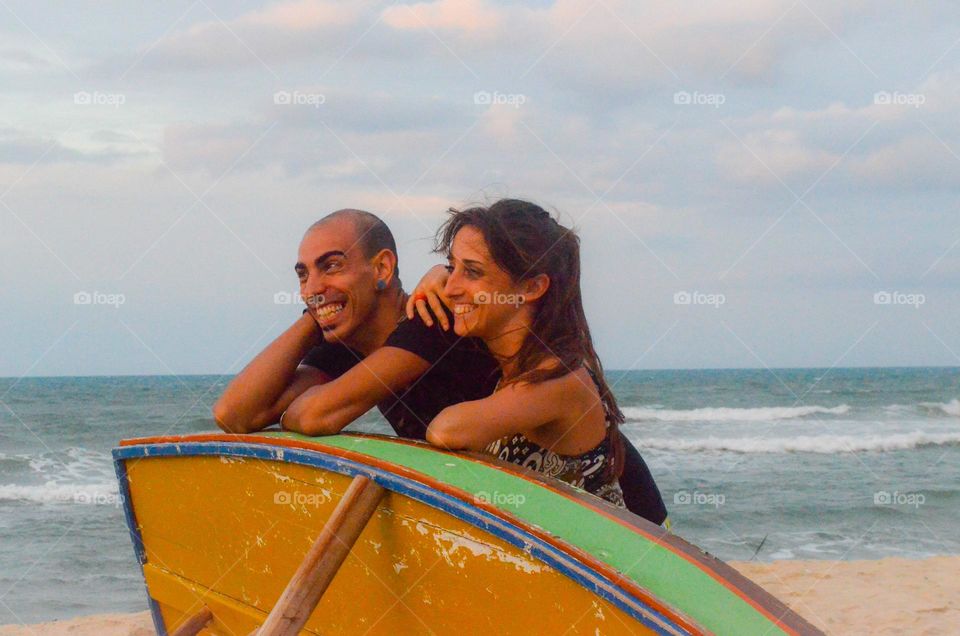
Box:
[435,199,623,425]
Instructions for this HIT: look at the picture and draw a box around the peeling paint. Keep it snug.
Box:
[430,527,545,574]
[592,600,606,621]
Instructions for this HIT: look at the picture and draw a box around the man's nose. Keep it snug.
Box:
[302,277,327,303]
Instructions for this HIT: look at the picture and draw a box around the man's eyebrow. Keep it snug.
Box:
[295,250,346,271]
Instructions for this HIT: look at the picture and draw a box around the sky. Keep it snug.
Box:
[2,0,960,376]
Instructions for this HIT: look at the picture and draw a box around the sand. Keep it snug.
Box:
[730,556,960,635]
[1,556,957,635]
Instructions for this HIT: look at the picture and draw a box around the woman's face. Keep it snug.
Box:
[443,226,525,339]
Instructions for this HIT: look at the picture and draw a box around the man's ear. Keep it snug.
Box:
[371,248,398,287]
[519,273,550,303]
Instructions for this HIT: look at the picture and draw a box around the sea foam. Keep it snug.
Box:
[623,404,850,422]
[636,431,960,453]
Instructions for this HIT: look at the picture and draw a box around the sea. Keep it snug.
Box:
[1,368,958,623]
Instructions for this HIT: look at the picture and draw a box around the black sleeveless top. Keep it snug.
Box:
[482,368,625,507]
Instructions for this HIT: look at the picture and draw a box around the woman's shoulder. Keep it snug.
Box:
[525,360,599,405]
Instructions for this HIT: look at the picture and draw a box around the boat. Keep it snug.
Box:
[113,431,822,635]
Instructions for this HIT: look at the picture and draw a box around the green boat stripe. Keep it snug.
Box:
[261,432,791,635]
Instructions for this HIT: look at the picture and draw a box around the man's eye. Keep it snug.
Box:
[325,261,343,273]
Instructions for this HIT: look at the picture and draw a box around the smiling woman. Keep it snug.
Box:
[422,199,635,508]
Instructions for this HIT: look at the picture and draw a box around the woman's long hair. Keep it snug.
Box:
[435,199,624,475]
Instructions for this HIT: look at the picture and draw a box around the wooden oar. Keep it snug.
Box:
[170,605,212,636]
[251,474,386,636]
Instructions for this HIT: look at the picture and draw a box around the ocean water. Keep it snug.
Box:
[0,368,958,623]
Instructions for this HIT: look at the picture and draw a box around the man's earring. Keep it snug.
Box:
[376,280,386,291]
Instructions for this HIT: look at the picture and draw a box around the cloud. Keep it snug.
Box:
[0,127,134,165]
[377,0,875,86]
[109,0,877,90]
[848,134,960,189]
[382,0,502,35]
[126,0,372,72]
[0,47,56,73]
[716,127,839,186]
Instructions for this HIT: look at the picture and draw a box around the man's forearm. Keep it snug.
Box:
[213,313,321,432]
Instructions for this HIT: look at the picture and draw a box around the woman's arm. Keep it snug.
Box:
[426,372,582,450]
[405,264,451,330]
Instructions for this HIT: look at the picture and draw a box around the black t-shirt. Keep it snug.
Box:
[300,312,500,439]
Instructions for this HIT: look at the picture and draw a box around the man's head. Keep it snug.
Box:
[296,209,401,346]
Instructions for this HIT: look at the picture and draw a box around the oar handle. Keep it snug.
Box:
[253,474,387,636]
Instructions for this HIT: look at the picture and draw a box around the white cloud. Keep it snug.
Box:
[716,127,838,186]
[382,0,502,35]
[132,0,372,71]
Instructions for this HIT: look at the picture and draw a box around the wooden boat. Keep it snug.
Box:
[113,431,821,635]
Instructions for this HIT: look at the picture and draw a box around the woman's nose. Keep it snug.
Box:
[443,271,461,298]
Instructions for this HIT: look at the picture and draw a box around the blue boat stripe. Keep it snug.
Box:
[112,449,168,636]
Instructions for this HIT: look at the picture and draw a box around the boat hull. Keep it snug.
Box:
[113,432,820,635]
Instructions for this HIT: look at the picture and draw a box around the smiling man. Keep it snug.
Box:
[212,208,499,439]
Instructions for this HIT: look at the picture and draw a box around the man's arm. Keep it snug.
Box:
[281,346,430,436]
[212,313,328,433]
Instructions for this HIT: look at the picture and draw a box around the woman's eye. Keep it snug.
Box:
[444,265,454,273]
[465,269,481,279]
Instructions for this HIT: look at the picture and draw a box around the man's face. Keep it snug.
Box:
[295,218,380,344]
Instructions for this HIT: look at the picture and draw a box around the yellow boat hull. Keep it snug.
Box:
[114,432,821,635]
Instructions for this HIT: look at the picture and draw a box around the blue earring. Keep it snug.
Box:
[376,280,386,291]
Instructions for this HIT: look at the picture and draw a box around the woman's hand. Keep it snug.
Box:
[405,264,452,330]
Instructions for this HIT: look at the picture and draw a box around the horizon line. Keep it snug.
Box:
[3,364,959,380]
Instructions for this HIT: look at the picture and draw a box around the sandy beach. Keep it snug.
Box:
[1,556,956,635]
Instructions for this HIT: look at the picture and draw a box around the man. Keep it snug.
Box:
[213,209,497,439]
[213,209,667,525]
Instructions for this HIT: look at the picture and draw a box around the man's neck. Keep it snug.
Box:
[345,288,407,356]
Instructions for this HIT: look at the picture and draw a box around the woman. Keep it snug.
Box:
[421,199,627,506]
